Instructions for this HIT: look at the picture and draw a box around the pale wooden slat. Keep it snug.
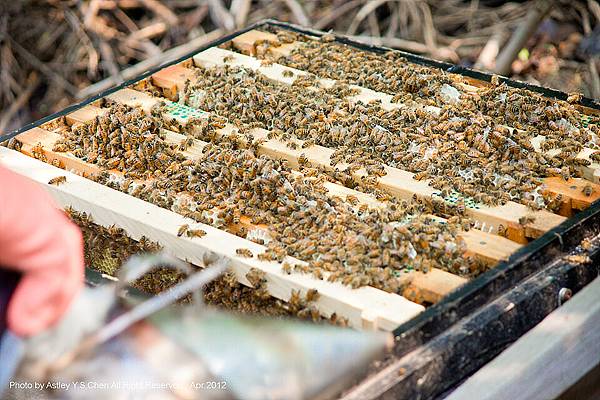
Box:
[16,128,100,177]
[0,146,424,331]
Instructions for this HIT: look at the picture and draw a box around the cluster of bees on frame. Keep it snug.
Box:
[228,28,600,210]
[66,208,343,323]
[38,96,477,296]
[4,26,599,312]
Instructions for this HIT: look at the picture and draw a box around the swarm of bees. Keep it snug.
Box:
[54,104,182,179]
[54,98,471,294]
[177,58,598,211]
[67,208,347,323]
[35,27,600,315]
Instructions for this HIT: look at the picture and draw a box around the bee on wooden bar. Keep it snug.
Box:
[31,143,46,162]
[518,215,535,225]
[298,153,309,166]
[51,159,65,169]
[177,224,189,237]
[236,248,254,258]
[48,176,67,186]
[320,33,336,42]
[582,184,594,197]
[6,138,22,151]
[245,268,266,287]
[186,229,207,238]
[305,288,319,302]
[566,92,582,104]
[581,238,593,251]
[345,194,359,206]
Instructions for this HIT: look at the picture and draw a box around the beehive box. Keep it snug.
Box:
[2,20,600,399]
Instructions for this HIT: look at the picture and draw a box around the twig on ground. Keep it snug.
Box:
[282,0,311,27]
[0,73,38,134]
[494,0,554,75]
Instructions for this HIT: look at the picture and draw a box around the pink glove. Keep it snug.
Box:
[0,165,84,337]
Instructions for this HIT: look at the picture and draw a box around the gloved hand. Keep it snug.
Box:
[0,166,84,337]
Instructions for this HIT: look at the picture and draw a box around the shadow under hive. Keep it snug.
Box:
[2,20,600,400]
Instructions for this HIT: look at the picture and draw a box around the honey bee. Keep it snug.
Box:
[305,288,319,302]
[282,70,294,78]
[51,159,65,169]
[282,262,292,274]
[590,151,600,163]
[563,254,591,264]
[6,138,22,151]
[518,215,535,225]
[301,139,315,148]
[455,199,466,215]
[186,229,207,238]
[178,137,195,151]
[320,33,335,42]
[414,171,429,181]
[298,153,309,166]
[48,176,67,185]
[31,143,46,161]
[177,224,189,237]
[566,92,582,104]
[581,238,593,251]
[235,248,253,258]
[245,268,266,287]
[52,143,70,152]
[346,194,359,206]
[497,223,508,237]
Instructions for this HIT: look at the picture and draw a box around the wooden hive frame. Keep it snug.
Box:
[2,22,600,335]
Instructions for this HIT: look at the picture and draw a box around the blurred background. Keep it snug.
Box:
[1,0,599,134]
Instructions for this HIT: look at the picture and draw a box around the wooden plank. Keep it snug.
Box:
[232,29,299,59]
[0,146,425,331]
[151,64,195,100]
[229,126,566,242]
[542,176,600,212]
[232,30,600,117]
[315,174,521,265]
[231,30,481,98]
[445,276,600,400]
[16,127,100,177]
[192,46,438,115]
